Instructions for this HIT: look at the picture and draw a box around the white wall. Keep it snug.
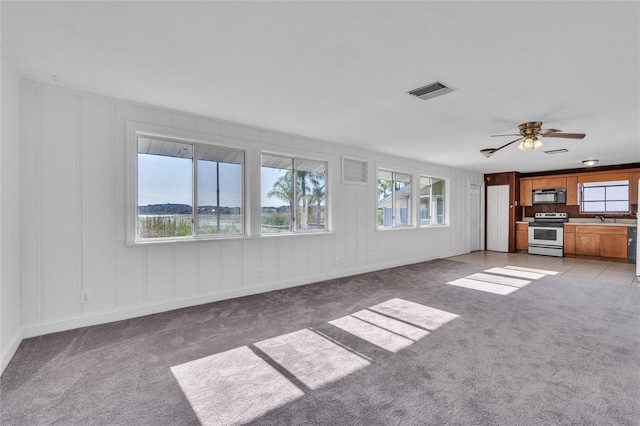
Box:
[19,81,483,338]
[1,47,23,374]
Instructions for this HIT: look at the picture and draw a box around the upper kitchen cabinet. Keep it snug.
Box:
[566,176,579,205]
[531,177,567,190]
[520,179,532,206]
[630,172,640,205]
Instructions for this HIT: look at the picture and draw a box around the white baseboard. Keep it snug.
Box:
[21,254,452,339]
[1,329,23,376]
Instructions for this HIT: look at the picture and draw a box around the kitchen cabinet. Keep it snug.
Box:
[573,225,628,259]
[516,223,528,251]
[575,233,600,256]
[564,224,575,254]
[520,180,532,206]
[532,177,567,190]
[630,172,640,205]
[566,176,578,206]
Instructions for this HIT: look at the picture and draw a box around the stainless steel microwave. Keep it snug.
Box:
[532,188,566,204]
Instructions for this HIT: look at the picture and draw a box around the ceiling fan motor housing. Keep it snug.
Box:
[518,121,543,136]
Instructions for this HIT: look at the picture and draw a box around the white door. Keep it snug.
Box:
[469,183,482,252]
[486,185,510,252]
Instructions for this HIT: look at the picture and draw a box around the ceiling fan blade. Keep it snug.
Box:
[539,128,561,135]
[490,133,520,137]
[542,132,586,139]
[480,137,523,158]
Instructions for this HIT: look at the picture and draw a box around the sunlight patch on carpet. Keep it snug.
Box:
[484,267,545,280]
[170,346,304,426]
[504,265,559,275]
[255,329,370,390]
[466,272,531,288]
[329,315,415,352]
[352,309,430,341]
[369,298,459,330]
[447,278,520,295]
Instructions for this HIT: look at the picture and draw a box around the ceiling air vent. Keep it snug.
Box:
[342,156,369,185]
[408,81,454,100]
[544,148,569,154]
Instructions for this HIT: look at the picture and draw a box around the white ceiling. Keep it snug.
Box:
[2,1,639,174]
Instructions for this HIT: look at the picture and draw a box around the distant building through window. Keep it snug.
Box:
[420,176,446,226]
[378,170,412,229]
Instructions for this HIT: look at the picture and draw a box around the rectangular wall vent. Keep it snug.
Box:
[408,81,454,100]
[342,156,369,185]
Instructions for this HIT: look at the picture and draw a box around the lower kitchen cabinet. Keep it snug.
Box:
[564,224,575,254]
[575,233,600,256]
[516,223,528,251]
[572,225,628,260]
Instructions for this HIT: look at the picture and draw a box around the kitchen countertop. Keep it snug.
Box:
[565,222,637,227]
[517,220,637,227]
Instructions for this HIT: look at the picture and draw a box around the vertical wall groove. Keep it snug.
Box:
[35,87,44,322]
[76,95,84,314]
[110,102,117,308]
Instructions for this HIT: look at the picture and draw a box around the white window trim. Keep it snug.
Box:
[260,151,330,235]
[419,175,449,227]
[125,121,248,245]
[376,167,416,230]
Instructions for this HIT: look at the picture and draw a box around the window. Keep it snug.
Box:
[136,136,243,241]
[378,170,412,229]
[420,176,446,226]
[581,180,629,213]
[261,154,327,233]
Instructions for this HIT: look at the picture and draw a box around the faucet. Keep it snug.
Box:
[597,215,605,222]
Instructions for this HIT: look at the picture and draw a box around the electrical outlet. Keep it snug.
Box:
[81,290,92,303]
[258,269,263,278]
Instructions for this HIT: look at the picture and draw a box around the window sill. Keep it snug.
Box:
[127,231,336,246]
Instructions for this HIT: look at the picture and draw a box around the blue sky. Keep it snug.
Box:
[138,154,288,207]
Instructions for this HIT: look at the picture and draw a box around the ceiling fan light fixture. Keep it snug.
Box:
[582,159,598,167]
[517,136,542,152]
[533,138,543,150]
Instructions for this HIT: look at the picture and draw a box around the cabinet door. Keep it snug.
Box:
[575,234,600,256]
[600,234,628,259]
[520,180,532,206]
[532,178,549,190]
[516,224,528,250]
[548,177,567,189]
[566,176,579,205]
[630,172,640,205]
[563,225,575,254]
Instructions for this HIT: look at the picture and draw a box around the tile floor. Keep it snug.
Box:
[447,251,639,286]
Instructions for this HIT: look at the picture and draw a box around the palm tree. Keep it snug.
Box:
[309,173,325,229]
[378,179,392,200]
[267,172,294,229]
[267,170,324,230]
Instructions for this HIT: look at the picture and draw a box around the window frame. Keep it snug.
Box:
[376,168,414,230]
[580,180,630,214]
[260,152,329,235]
[126,122,247,245]
[419,175,447,227]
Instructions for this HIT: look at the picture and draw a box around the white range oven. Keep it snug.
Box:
[528,212,568,257]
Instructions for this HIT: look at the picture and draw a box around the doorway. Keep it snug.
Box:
[469,183,483,252]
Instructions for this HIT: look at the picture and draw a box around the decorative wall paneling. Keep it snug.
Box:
[19,81,483,338]
[1,49,24,374]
